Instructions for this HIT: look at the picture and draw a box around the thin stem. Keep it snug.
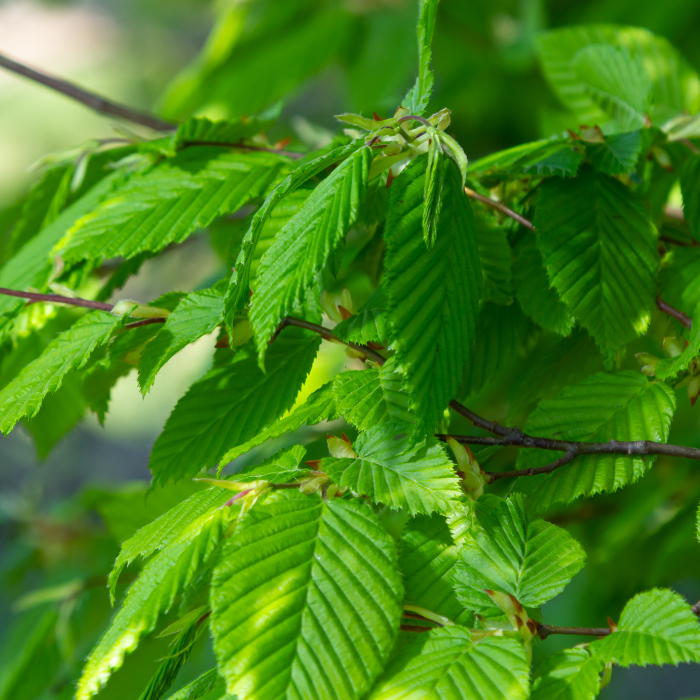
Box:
[657,296,693,329]
[485,448,579,482]
[0,53,174,132]
[538,624,611,639]
[123,317,167,330]
[464,187,535,231]
[0,287,114,311]
[396,114,433,129]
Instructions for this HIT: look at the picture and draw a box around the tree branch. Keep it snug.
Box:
[537,624,611,639]
[463,187,536,231]
[0,287,114,312]
[0,52,174,132]
[656,296,693,329]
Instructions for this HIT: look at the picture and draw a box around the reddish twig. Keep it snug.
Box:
[656,297,693,329]
[464,187,536,231]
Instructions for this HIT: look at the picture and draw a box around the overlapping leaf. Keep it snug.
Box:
[322,423,461,516]
[514,371,676,510]
[333,285,388,344]
[210,492,403,700]
[163,669,223,700]
[368,627,530,700]
[655,302,700,380]
[535,167,658,364]
[384,155,481,435]
[681,153,700,237]
[474,214,513,305]
[588,131,643,175]
[531,648,604,700]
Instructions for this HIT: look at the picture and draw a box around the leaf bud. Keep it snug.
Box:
[230,320,254,347]
[688,374,700,406]
[663,336,685,358]
[327,434,356,459]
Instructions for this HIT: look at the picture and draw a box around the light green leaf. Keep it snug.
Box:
[219,382,336,465]
[588,131,643,175]
[400,513,473,625]
[108,487,232,603]
[514,371,676,510]
[591,589,700,666]
[322,423,461,516]
[422,139,445,246]
[149,327,320,485]
[368,626,530,700]
[531,648,604,700]
[333,285,388,345]
[224,140,361,322]
[660,247,700,316]
[535,167,658,364]
[139,290,224,395]
[515,242,574,337]
[384,155,481,435]
[163,669,223,700]
[78,506,230,700]
[249,147,371,362]
[171,115,276,152]
[210,492,403,700]
[0,311,121,434]
[402,0,439,114]
[378,356,414,426]
[58,148,282,263]
[655,302,700,380]
[232,444,307,483]
[681,153,700,238]
[454,494,586,616]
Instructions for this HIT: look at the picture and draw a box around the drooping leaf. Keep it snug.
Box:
[659,247,700,316]
[591,589,700,666]
[681,153,700,238]
[401,0,439,114]
[0,311,122,434]
[475,214,514,305]
[655,302,700,380]
[513,371,676,510]
[454,494,586,617]
[139,290,224,394]
[588,131,643,175]
[149,327,319,484]
[535,166,658,364]
[531,648,604,700]
[57,148,282,263]
[210,492,403,700]
[249,146,371,361]
[384,155,481,435]
[163,669,224,700]
[333,285,389,345]
[368,627,530,700]
[400,513,473,625]
[322,423,461,516]
[219,382,336,465]
[515,242,575,337]
[78,507,231,700]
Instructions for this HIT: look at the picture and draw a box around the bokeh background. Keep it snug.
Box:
[2,1,700,698]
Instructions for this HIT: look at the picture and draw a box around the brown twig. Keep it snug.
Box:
[537,624,611,639]
[0,52,174,131]
[656,296,693,329]
[0,287,114,311]
[464,187,536,231]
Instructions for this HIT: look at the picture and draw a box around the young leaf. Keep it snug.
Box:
[163,669,223,700]
[400,513,473,625]
[591,589,700,666]
[78,506,231,700]
[681,153,700,238]
[515,242,574,337]
[535,167,658,365]
[171,115,277,152]
[402,0,439,114]
[333,285,388,345]
[218,382,336,464]
[322,423,462,516]
[588,131,643,175]
[513,371,676,510]
[454,494,586,616]
[368,627,530,700]
[655,302,700,380]
[384,155,481,436]
[0,311,122,435]
[138,289,224,394]
[210,492,403,700]
[531,648,604,700]
[249,146,371,361]
[149,327,320,485]
[232,444,307,483]
[58,148,282,263]
[224,140,362,322]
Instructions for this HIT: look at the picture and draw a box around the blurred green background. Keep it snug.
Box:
[2,0,700,698]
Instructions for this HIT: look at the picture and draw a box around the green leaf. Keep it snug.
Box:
[535,167,658,364]
[400,513,473,625]
[454,494,586,616]
[224,140,361,322]
[660,247,700,316]
[515,242,574,337]
[149,327,320,485]
[108,487,232,603]
[333,367,414,431]
[655,302,700,380]
[78,506,231,700]
[458,303,532,398]
[402,0,439,114]
[475,214,514,305]
[171,115,277,152]
[588,131,643,175]
[219,382,336,464]
[422,140,445,246]
[384,155,481,435]
[513,371,676,510]
[0,311,121,434]
[572,44,652,131]
[531,648,604,700]
[58,148,282,263]
[249,147,371,362]
[139,290,224,395]
[233,444,307,483]
[333,285,388,344]
[368,627,530,700]
[591,589,700,666]
[322,423,461,516]
[163,669,224,700]
[681,153,700,238]
[210,492,403,700]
